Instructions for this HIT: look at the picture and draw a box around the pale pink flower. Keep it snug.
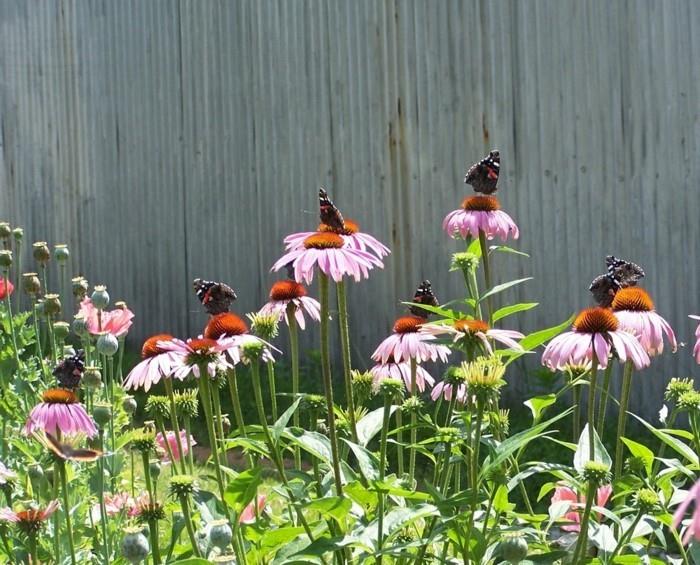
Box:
[0,462,17,486]
[24,389,97,438]
[689,315,700,364]
[611,288,677,356]
[430,381,467,404]
[160,337,231,380]
[77,297,134,337]
[369,359,435,393]
[272,232,382,284]
[673,478,700,545]
[443,195,519,241]
[371,316,451,364]
[550,484,612,532]
[203,313,278,365]
[124,333,181,392]
[156,430,196,463]
[239,495,267,524]
[420,318,524,354]
[542,307,650,370]
[259,280,321,330]
[0,500,59,528]
[284,218,390,260]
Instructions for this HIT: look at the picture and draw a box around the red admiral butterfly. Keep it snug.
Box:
[53,350,85,390]
[409,280,439,317]
[319,187,346,231]
[464,150,500,194]
[589,256,645,307]
[36,432,102,462]
[193,278,237,315]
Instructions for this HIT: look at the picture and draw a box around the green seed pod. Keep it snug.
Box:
[500,533,528,563]
[53,244,70,263]
[92,402,112,427]
[83,366,103,390]
[149,460,162,480]
[72,276,89,299]
[208,519,233,551]
[122,395,138,415]
[0,223,11,239]
[96,333,119,356]
[53,321,70,341]
[90,285,110,309]
[22,273,41,296]
[121,527,150,564]
[0,250,12,268]
[12,228,23,242]
[32,241,50,264]
[43,294,62,317]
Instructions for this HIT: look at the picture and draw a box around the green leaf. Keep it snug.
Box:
[479,277,532,302]
[400,302,461,320]
[342,439,380,481]
[630,414,699,466]
[271,397,301,442]
[304,497,351,523]
[524,393,557,422]
[172,559,215,565]
[283,430,332,464]
[493,485,514,512]
[357,405,397,447]
[621,437,654,476]
[259,526,307,553]
[489,245,530,257]
[574,424,611,472]
[520,314,575,351]
[467,237,483,257]
[492,302,539,322]
[223,468,262,514]
[370,476,431,501]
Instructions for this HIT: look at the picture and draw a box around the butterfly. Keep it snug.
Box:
[319,187,346,231]
[589,256,645,307]
[193,278,237,315]
[53,349,85,390]
[464,150,500,194]
[409,280,439,317]
[284,261,295,280]
[35,432,102,462]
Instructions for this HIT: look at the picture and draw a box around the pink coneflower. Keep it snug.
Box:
[0,462,17,487]
[0,278,13,300]
[156,430,196,463]
[371,315,451,364]
[284,219,390,260]
[77,297,134,337]
[239,495,267,524]
[272,232,382,284]
[369,357,435,393]
[420,318,524,354]
[541,307,650,370]
[124,333,181,392]
[25,389,97,438]
[259,280,321,330]
[203,313,277,365]
[430,381,467,404]
[550,484,612,532]
[442,195,519,241]
[689,315,700,364]
[162,337,231,380]
[0,500,59,533]
[673,478,700,545]
[611,288,677,356]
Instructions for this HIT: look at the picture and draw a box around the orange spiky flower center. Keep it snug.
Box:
[319,218,360,235]
[303,232,344,249]
[612,287,654,312]
[270,280,307,301]
[204,313,248,339]
[393,315,426,334]
[454,319,490,334]
[42,389,78,404]
[573,307,619,333]
[16,509,46,524]
[187,338,219,353]
[461,195,501,212]
[142,333,174,359]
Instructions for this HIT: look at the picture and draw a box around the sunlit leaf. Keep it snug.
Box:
[357,405,397,447]
[492,302,539,322]
[573,425,611,472]
[479,278,532,302]
[223,468,262,514]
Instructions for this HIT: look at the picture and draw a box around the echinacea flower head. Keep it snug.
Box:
[156,430,196,463]
[431,366,468,404]
[0,500,60,534]
[0,277,13,300]
[284,218,390,260]
[259,279,321,330]
[673,478,700,545]
[689,315,700,364]
[124,334,181,392]
[161,337,231,380]
[246,311,280,341]
[371,315,451,364]
[549,484,612,533]
[272,232,383,284]
[369,357,435,393]
[24,389,97,438]
[420,318,524,354]
[77,297,134,337]
[541,307,650,370]
[239,495,267,524]
[611,287,677,356]
[442,195,519,241]
[204,312,278,365]
[462,357,506,401]
[204,312,248,339]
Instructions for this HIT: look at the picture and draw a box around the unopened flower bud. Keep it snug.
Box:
[43,294,62,317]
[169,474,197,498]
[145,396,170,420]
[436,426,461,443]
[149,461,161,480]
[174,390,198,419]
[208,519,233,550]
[72,276,88,298]
[12,228,23,242]
[83,366,103,390]
[91,285,110,309]
[0,223,11,239]
[121,526,150,564]
[122,395,138,415]
[377,377,404,398]
[300,394,327,414]
[500,532,528,563]
[217,413,231,435]
[0,250,12,268]
[53,321,70,341]
[53,244,70,263]
[581,461,611,485]
[247,311,280,341]
[96,333,119,356]
[241,340,265,363]
[666,378,696,403]
[351,370,374,404]
[401,396,423,414]
[450,251,480,273]
[72,316,89,337]
[22,273,41,296]
[93,402,113,427]
[635,488,659,513]
[32,241,50,264]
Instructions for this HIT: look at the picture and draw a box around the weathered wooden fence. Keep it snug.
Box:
[1,1,699,415]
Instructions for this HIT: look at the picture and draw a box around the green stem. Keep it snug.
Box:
[58,460,77,564]
[99,431,110,563]
[571,480,596,564]
[183,415,195,473]
[609,510,643,559]
[155,416,177,475]
[142,450,155,503]
[196,370,228,511]
[336,279,358,443]
[266,360,278,422]
[164,378,187,474]
[148,519,162,565]
[651,407,679,481]
[408,358,418,485]
[376,393,393,563]
[2,270,21,370]
[478,230,493,324]
[588,358,599,461]
[287,306,302,470]
[614,361,634,479]
[27,533,37,565]
[211,380,228,467]
[464,400,485,556]
[319,273,343,495]
[226,367,253,468]
[178,494,202,558]
[572,378,581,444]
[596,362,614,433]
[395,405,404,477]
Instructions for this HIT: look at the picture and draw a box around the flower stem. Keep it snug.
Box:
[2,270,21,370]
[211,381,228,467]
[178,494,202,558]
[376,393,393,563]
[609,509,643,559]
[266,360,278,422]
[58,460,77,564]
[183,415,195,473]
[572,377,581,443]
[336,279,359,444]
[395,405,404,477]
[571,480,596,563]
[27,532,38,565]
[477,230,493,324]
[99,431,110,563]
[287,305,302,470]
[408,358,418,485]
[142,450,155,503]
[319,273,343,496]
[148,518,162,565]
[596,362,615,433]
[226,367,253,468]
[588,358,599,461]
[614,360,634,479]
[164,378,187,474]
[155,416,177,475]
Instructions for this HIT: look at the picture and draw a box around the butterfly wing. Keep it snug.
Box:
[409,280,439,317]
[41,432,68,460]
[606,255,644,288]
[319,188,345,231]
[64,447,103,462]
[464,150,500,195]
[193,278,237,315]
[589,274,618,307]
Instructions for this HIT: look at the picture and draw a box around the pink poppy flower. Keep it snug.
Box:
[24,389,97,438]
[272,232,382,285]
[369,358,435,393]
[550,484,612,532]
[77,297,134,337]
[0,278,14,300]
[689,315,700,364]
[155,430,196,463]
[673,478,700,545]
[430,380,467,404]
[0,500,59,530]
[542,307,650,370]
[203,313,278,365]
[160,337,232,380]
[443,195,519,241]
[239,495,267,524]
[611,288,677,356]
[371,315,451,364]
[284,218,390,260]
[124,333,181,392]
[259,280,321,330]
[420,318,524,354]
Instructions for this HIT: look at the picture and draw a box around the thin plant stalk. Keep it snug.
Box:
[395,406,404,477]
[614,360,634,479]
[177,494,202,558]
[336,279,359,443]
[572,378,581,443]
[183,415,195,473]
[141,450,161,564]
[596,362,615,433]
[463,399,486,556]
[2,270,21,369]
[477,230,493,324]
[318,273,343,496]
[27,533,38,565]
[571,480,596,563]
[588,358,599,461]
[609,509,643,559]
[164,378,187,474]
[225,367,253,468]
[13,239,21,310]
[211,381,228,467]
[376,392,393,563]
[266,360,278,422]
[57,460,77,564]
[408,358,418,485]
[287,305,302,469]
[155,416,177,476]
[99,431,110,563]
